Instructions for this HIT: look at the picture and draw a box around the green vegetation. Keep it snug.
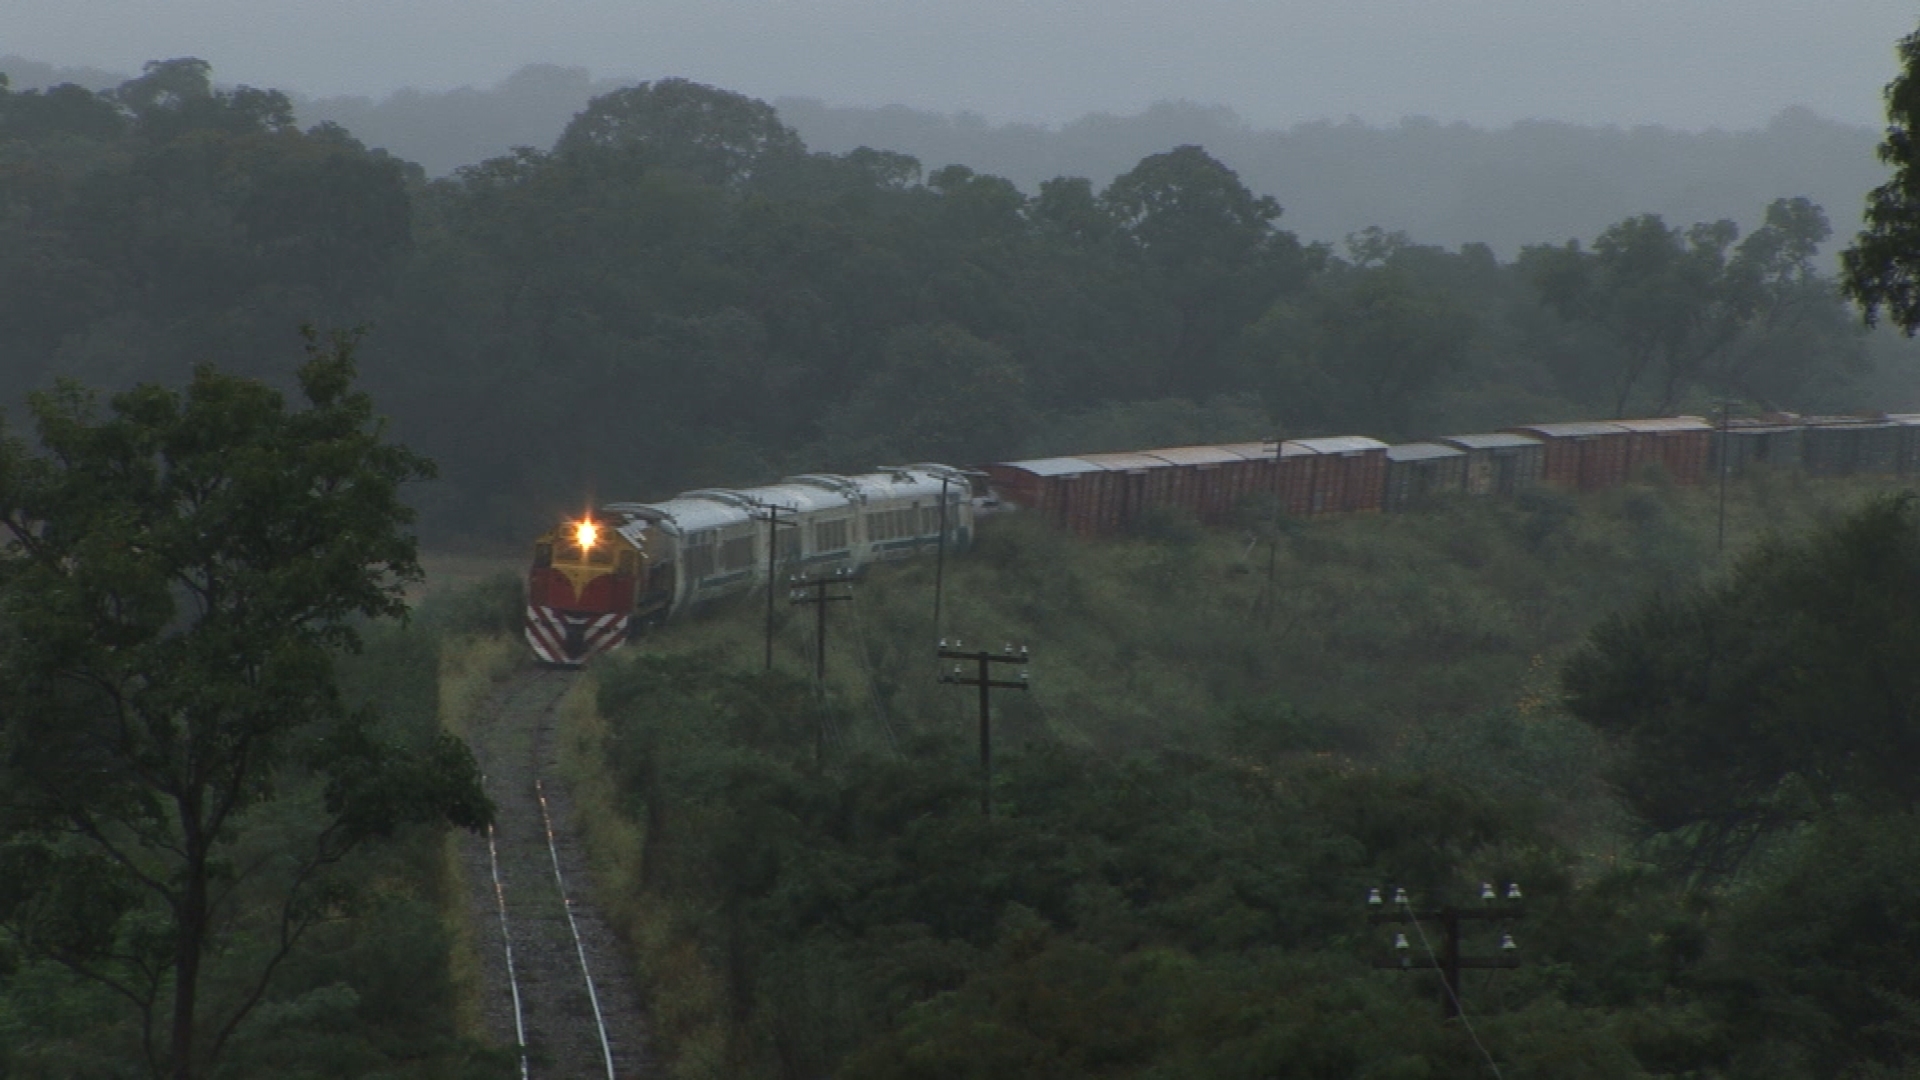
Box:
[0,343,497,1079]
[551,473,1920,1079]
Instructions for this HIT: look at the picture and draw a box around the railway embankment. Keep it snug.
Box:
[443,635,652,1078]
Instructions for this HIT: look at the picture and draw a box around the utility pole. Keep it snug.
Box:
[1367,884,1523,1021]
[937,642,1029,817]
[1262,434,1285,627]
[790,568,854,764]
[934,474,952,646]
[1716,399,1739,554]
[754,504,796,671]
[927,467,984,648]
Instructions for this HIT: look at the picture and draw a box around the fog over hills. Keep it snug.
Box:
[1,55,1890,257]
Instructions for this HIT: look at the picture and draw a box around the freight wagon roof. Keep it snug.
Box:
[1212,441,1292,460]
[1143,445,1255,466]
[1293,436,1391,455]
[1802,415,1896,428]
[1506,422,1629,439]
[1614,417,1712,433]
[1077,451,1176,471]
[988,457,1103,478]
[1387,442,1466,463]
[1436,433,1541,451]
[1890,414,1920,427]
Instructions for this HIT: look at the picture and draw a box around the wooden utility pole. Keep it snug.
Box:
[933,475,952,645]
[754,505,796,671]
[922,466,984,648]
[790,568,854,764]
[1368,885,1523,1021]
[937,643,1029,817]
[1716,400,1739,554]
[789,568,854,686]
[1262,434,1284,627]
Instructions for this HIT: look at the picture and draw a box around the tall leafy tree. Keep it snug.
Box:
[554,77,806,188]
[1719,197,1868,405]
[1101,145,1316,396]
[1521,213,1746,417]
[1252,234,1478,435]
[1844,22,1920,333]
[0,330,489,1079]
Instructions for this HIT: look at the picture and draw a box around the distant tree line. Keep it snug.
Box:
[0,58,1888,543]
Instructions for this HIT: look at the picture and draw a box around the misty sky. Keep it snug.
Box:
[8,0,1917,130]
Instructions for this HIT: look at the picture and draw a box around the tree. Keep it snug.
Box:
[1521,213,1746,417]
[113,58,295,141]
[0,329,489,1079]
[1100,146,1316,396]
[1251,242,1477,435]
[1563,495,1920,879]
[1844,23,1920,333]
[827,321,1035,465]
[553,77,806,188]
[1718,197,1868,406]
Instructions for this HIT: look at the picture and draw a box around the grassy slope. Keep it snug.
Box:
[528,469,1917,1076]
[608,469,1908,776]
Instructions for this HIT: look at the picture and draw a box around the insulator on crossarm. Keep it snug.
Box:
[1393,887,1409,906]
[1367,887,1383,907]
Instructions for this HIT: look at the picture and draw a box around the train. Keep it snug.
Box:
[525,465,977,665]
[525,412,1920,666]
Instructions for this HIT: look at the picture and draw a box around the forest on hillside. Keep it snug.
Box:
[4,55,1884,257]
[11,35,1920,1079]
[1,57,1910,546]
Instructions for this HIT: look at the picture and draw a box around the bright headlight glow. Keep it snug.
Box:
[575,521,598,550]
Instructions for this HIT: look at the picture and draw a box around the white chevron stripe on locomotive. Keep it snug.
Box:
[524,606,629,666]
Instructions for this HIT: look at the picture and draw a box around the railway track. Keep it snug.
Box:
[459,668,650,1078]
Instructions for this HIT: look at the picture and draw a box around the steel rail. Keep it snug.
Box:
[483,802,531,1080]
[536,776,618,1078]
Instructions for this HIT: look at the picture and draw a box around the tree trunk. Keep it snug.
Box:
[169,817,208,1080]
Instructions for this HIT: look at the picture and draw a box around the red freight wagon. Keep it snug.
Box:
[1614,417,1712,484]
[1221,441,1297,518]
[980,457,1103,534]
[1143,445,1260,523]
[1505,422,1632,492]
[1293,436,1390,514]
[1076,452,1181,532]
[1213,440,1318,517]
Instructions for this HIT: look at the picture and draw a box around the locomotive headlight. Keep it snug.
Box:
[575,521,599,551]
